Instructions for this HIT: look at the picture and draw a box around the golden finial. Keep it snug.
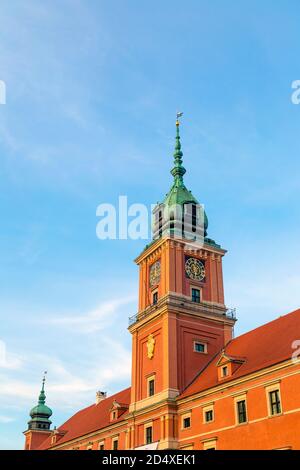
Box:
[176,111,183,126]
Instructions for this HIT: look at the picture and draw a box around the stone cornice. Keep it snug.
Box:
[129,292,234,333]
[134,236,226,265]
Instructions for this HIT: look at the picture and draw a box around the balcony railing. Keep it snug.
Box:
[226,308,236,320]
[129,304,237,326]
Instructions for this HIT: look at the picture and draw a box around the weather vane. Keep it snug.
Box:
[176,111,183,126]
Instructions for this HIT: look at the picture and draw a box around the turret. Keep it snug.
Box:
[24,373,53,450]
[152,114,208,246]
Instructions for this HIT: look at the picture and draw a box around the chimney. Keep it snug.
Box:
[96,391,107,404]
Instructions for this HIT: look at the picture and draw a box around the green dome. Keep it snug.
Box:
[27,374,53,431]
[30,403,52,419]
[162,121,209,237]
[164,184,198,207]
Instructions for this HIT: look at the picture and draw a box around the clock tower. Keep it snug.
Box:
[127,118,236,449]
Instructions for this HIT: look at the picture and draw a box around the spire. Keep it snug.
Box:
[171,113,186,187]
[38,371,47,405]
[152,113,210,242]
[27,372,52,431]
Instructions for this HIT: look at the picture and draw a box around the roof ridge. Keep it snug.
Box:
[231,307,300,344]
[56,386,131,432]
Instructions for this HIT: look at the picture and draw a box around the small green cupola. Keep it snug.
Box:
[27,373,52,431]
[152,115,208,242]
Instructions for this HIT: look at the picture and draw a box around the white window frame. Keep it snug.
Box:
[202,438,217,450]
[147,374,156,397]
[144,422,153,445]
[190,286,201,303]
[181,412,192,430]
[193,340,207,354]
[221,365,228,377]
[203,404,214,424]
[265,382,282,417]
[98,441,105,450]
[112,436,119,450]
[234,393,248,425]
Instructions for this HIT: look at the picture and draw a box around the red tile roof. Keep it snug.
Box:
[180,308,300,399]
[38,387,131,449]
[37,308,300,448]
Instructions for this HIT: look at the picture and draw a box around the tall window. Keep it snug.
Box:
[222,366,228,377]
[269,390,281,415]
[148,379,155,397]
[191,288,200,303]
[205,410,213,422]
[153,291,158,305]
[192,204,197,233]
[183,416,191,429]
[237,400,247,423]
[112,439,118,450]
[170,211,174,231]
[146,426,153,445]
[158,210,163,237]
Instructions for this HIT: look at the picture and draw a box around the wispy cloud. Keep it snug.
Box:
[0,415,15,424]
[0,336,131,410]
[0,295,133,417]
[44,296,135,333]
[0,341,23,370]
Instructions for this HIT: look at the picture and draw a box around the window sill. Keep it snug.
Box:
[268,412,283,419]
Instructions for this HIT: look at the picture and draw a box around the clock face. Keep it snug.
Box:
[185,257,205,281]
[149,261,161,287]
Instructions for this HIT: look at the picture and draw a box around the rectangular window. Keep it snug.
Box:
[159,210,163,237]
[203,439,217,450]
[183,416,191,429]
[194,341,206,353]
[146,426,152,444]
[191,288,200,303]
[112,439,118,450]
[222,366,228,377]
[153,291,158,305]
[205,410,213,422]
[269,390,281,415]
[99,444,104,450]
[192,204,197,233]
[237,400,247,423]
[170,211,174,230]
[148,379,155,397]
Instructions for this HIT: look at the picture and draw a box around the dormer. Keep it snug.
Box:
[217,352,246,380]
[50,428,67,446]
[109,400,129,422]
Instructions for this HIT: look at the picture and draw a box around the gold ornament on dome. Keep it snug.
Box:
[147,334,155,359]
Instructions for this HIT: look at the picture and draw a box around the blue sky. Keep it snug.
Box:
[0,0,300,449]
